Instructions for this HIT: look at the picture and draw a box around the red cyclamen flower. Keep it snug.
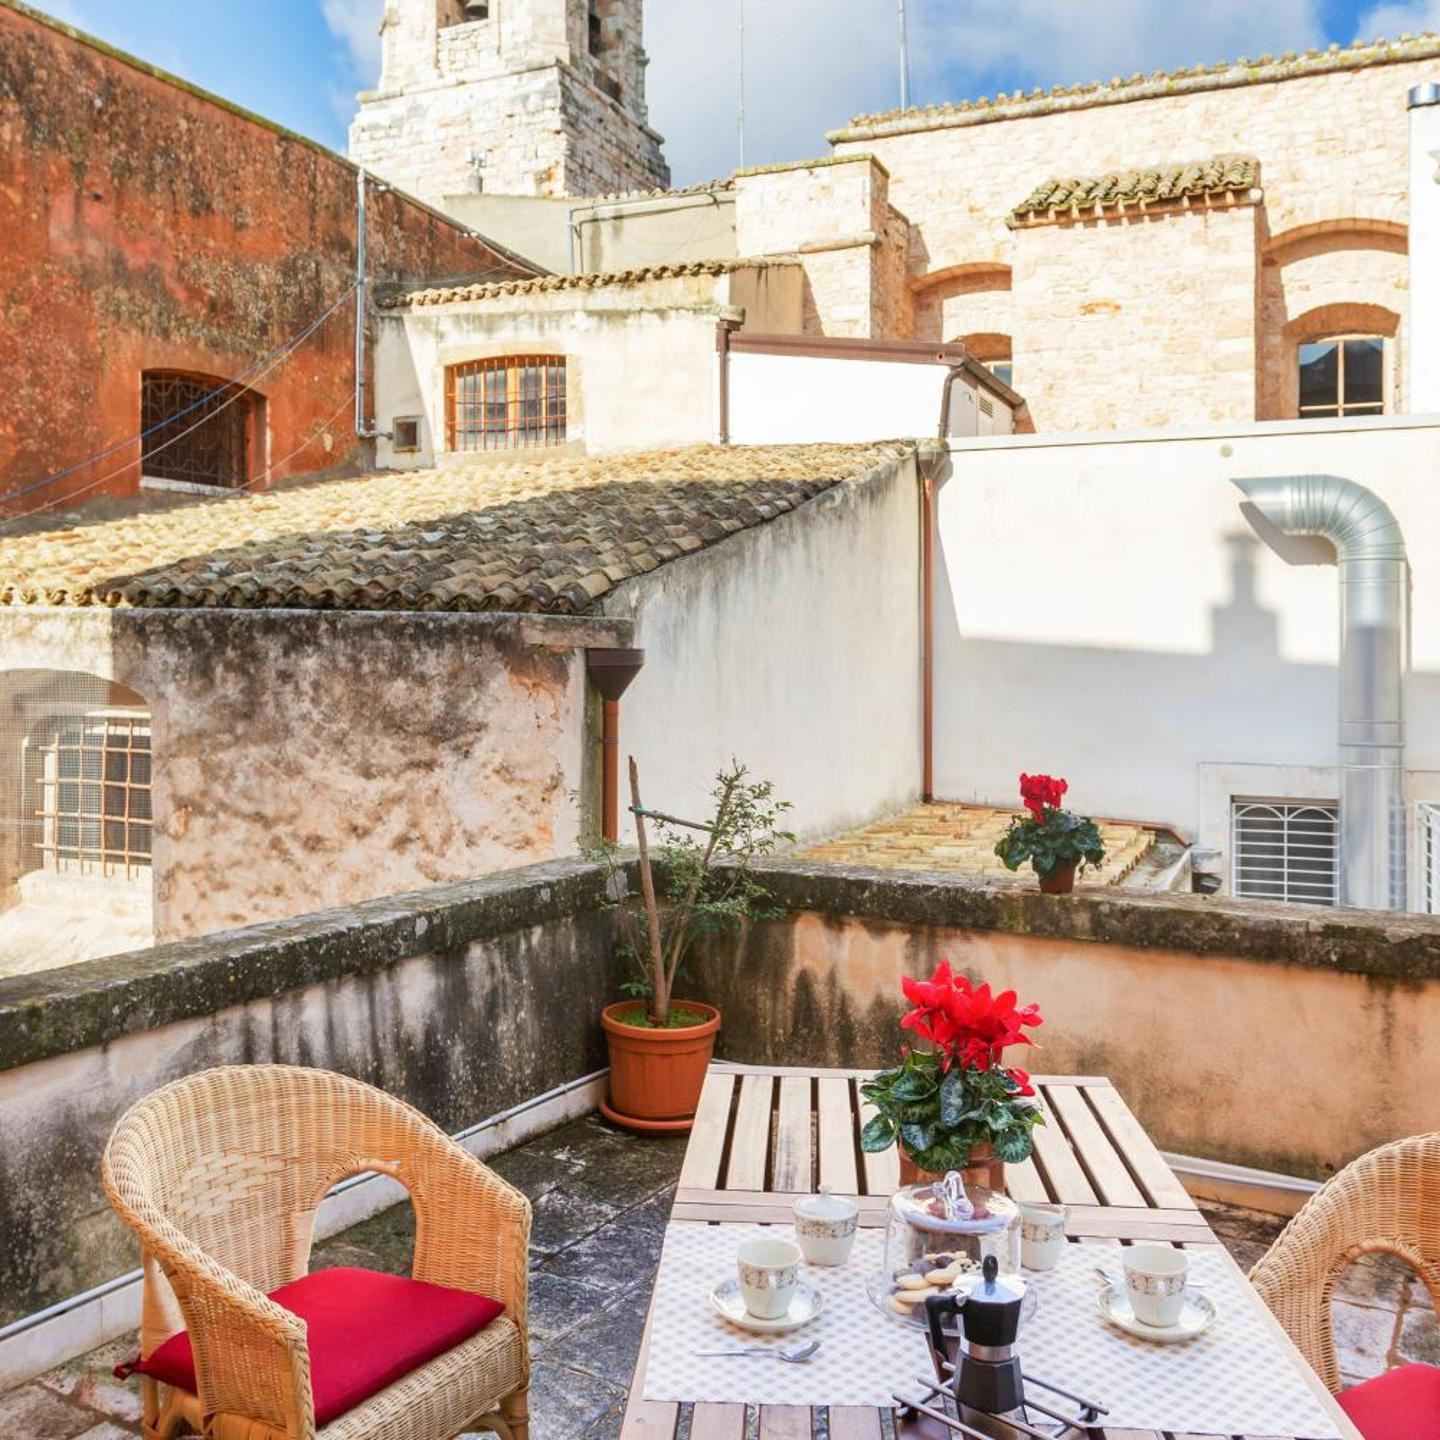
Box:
[900,960,1043,1070]
[1018,773,1068,820]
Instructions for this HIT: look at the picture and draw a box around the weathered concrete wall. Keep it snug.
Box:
[350,0,667,203]
[374,265,804,464]
[934,419,1440,906]
[0,608,621,944]
[825,46,1440,426]
[605,447,923,839]
[0,857,622,1324]
[696,861,1440,1182]
[0,0,530,515]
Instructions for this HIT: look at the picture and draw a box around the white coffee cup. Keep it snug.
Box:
[737,1238,801,1319]
[1123,1244,1190,1327]
[1018,1202,1066,1271]
[792,1191,860,1266]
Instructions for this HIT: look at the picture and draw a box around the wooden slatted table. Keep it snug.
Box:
[620,1062,1361,1440]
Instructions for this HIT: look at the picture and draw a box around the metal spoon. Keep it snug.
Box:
[695,1340,821,1362]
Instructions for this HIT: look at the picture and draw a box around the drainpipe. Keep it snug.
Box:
[1233,475,1408,909]
[355,168,392,443]
[715,317,741,444]
[586,648,646,842]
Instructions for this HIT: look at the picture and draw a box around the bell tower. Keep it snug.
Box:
[349,0,669,204]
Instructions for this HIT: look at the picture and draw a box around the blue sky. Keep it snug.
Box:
[25,0,1440,186]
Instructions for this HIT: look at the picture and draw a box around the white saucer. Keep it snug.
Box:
[709,1276,825,1333]
[1096,1282,1216,1343]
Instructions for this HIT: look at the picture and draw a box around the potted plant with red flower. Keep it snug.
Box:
[859,962,1044,1188]
[993,773,1105,895]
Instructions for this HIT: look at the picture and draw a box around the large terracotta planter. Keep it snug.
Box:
[1037,859,1077,895]
[599,1000,721,1136]
[899,1143,1005,1194]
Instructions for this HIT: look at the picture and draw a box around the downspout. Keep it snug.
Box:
[716,316,740,444]
[918,370,965,804]
[355,168,391,443]
[1232,475,1408,909]
[586,648,646,842]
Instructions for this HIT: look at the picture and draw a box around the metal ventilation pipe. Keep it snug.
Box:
[1232,474,1408,910]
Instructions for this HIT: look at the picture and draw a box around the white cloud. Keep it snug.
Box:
[1354,0,1440,39]
[645,0,1326,185]
[322,0,386,82]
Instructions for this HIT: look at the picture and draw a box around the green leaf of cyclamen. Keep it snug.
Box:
[993,1128,1034,1163]
[938,1067,968,1127]
[901,1122,936,1155]
[859,1114,897,1152]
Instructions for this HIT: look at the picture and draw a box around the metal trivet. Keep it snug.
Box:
[894,1361,1107,1440]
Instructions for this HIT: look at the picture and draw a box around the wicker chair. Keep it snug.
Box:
[1249,1132,1440,1393]
[101,1065,531,1440]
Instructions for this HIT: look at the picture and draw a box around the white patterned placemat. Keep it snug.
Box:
[641,1225,1344,1437]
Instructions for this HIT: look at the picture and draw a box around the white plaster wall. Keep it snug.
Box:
[729,354,1013,444]
[606,453,923,838]
[935,418,1440,851]
[374,300,721,462]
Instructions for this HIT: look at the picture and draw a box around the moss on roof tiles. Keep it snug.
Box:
[1009,154,1260,225]
[0,444,911,616]
[830,34,1440,141]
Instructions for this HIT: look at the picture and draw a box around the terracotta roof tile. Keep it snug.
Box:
[831,34,1440,141]
[0,444,910,615]
[1009,154,1259,225]
[380,258,779,310]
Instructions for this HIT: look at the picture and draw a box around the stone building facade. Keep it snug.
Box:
[350,0,669,204]
[825,39,1440,431]
[0,0,534,517]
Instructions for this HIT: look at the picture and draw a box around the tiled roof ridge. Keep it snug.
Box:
[1009,153,1260,224]
[0,443,914,616]
[830,33,1440,140]
[379,257,771,310]
[579,177,735,205]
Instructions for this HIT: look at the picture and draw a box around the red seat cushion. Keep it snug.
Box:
[133,1267,504,1427]
[1339,1364,1440,1440]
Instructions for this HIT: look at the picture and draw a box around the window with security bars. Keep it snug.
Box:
[32,711,152,880]
[1231,799,1338,906]
[446,356,567,452]
[1297,336,1385,419]
[1421,803,1440,915]
[141,371,253,487]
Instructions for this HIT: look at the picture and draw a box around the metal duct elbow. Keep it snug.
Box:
[1232,474,1408,910]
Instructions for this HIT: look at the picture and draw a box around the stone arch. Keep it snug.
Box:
[1273,302,1401,421]
[1256,218,1408,420]
[911,263,1013,345]
[0,668,154,974]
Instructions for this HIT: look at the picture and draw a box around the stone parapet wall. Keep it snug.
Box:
[0,857,623,1324]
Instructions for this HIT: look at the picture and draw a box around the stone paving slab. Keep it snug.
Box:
[7,1121,1432,1439]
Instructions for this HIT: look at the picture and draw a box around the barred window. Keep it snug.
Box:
[1297,336,1385,419]
[1422,803,1440,915]
[445,356,567,452]
[1231,799,1338,906]
[32,711,152,881]
[141,371,256,488]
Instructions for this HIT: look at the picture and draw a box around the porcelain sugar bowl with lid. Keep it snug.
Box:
[870,1171,1022,1326]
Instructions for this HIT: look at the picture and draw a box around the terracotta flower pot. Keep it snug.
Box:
[1037,859,1077,895]
[899,1143,1005,1194]
[599,1000,721,1136]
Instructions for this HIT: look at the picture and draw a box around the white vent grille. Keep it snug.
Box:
[1231,799,1339,906]
[1421,803,1440,914]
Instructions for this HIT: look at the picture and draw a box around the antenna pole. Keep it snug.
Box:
[898,0,911,109]
[737,0,746,169]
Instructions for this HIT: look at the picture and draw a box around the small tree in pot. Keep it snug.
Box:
[993,773,1105,894]
[594,757,792,1133]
